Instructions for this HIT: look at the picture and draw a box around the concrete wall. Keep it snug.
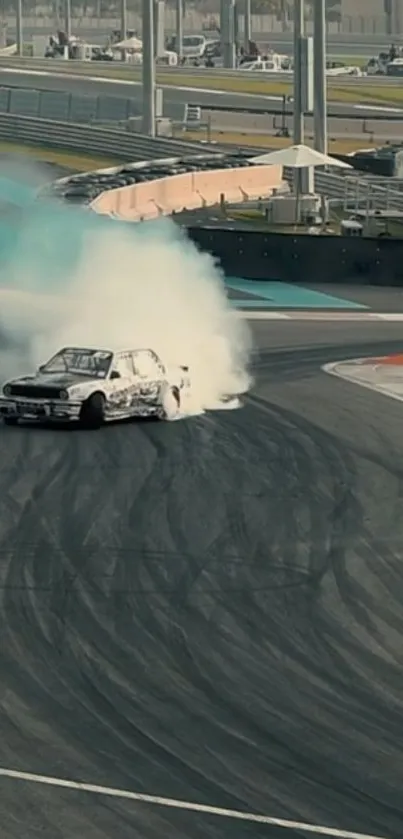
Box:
[3,8,402,35]
[390,0,403,34]
[1,12,346,37]
[90,164,284,221]
[187,225,403,285]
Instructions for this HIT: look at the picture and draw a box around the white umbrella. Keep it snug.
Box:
[248,144,352,170]
[113,36,142,50]
[249,144,352,224]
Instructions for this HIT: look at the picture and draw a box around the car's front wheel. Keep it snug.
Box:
[160,385,181,420]
[79,393,105,430]
[3,415,18,426]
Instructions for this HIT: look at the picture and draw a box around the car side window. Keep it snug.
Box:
[133,351,161,378]
[112,354,135,378]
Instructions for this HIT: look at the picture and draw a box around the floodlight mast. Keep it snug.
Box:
[293,0,304,147]
[16,0,23,55]
[313,0,327,153]
[142,0,156,136]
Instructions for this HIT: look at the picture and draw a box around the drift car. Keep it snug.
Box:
[0,346,191,429]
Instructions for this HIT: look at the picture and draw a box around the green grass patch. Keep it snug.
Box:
[0,141,119,171]
[37,63,403,105]
[4,56,402,105]
[328,54,369,67]
[157,73,403,105]
[177,130,383,154]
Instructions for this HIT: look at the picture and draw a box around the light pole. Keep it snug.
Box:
[65,0,71,40]
[121,0,127,42]
[313,0,327,153]
[293,0,304,147]
[176,0,183,62]
[142,0,155,136]
[16,0,23,56]
[223,0,236,68]
[244,0,251,52]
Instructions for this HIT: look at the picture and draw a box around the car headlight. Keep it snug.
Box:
[59,389,69,400]
[3,385,11,397]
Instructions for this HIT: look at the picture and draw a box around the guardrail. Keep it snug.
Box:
[3,111,403,213]
[194,101,403,121]
[0,84,144,124]
[282,168,403,211]
[2,84,398,126]
[0,55,402,87]
[0,112,223,159]
[0,84,192,124]
[3,83,401,152]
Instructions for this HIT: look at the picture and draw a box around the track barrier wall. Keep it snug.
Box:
[186,226,403,285]
[90,165,283,221]
[0,113,218,159]
[3,110,403,285]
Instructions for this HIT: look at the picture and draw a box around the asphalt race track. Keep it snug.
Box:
[0,321,403,839]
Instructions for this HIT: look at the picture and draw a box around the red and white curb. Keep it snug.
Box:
[241,311,403,321]
[323,357,403,405]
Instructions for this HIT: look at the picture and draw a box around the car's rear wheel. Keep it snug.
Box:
[3,415,18,426]
[79,393,105,429]
[160,385,181,420]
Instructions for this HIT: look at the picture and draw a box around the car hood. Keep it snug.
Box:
[10,373,97,389]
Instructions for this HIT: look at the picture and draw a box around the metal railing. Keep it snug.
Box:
[282,168,403,211]
[2,111,403,212]
[0,112,222,160]
[0,84,187,125]
[0,84,140,124]
[0,83,400,130]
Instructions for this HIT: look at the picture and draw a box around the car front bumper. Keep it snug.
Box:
[0,397,82,421]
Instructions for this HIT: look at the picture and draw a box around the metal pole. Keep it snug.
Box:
[119,0,127,61]
[223,0,236,68]
[16,0,23,56]
[293,0,304,145]
[176,0,183,61]
[293,0,305,211]
[244,0,251,52]
[65,0,71,40]
[121,0,127,42]
[313,0,327,153]
[220,0,225,60]
[142,0,155,136]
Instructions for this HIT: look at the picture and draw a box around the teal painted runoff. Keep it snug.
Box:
[226,278,368,309]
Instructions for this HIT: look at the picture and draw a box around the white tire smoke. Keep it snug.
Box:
[0,197,253,416]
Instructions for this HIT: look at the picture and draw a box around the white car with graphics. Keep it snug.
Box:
[0,346,191,429]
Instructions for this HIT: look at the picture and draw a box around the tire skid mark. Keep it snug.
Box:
[0,344,403,837]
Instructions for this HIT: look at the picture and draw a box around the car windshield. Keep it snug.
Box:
[183,36,204,46]
[40,348,112,378]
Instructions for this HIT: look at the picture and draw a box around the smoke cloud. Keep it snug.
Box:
[0,171,253,417]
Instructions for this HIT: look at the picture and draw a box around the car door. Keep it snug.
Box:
[131,350,164,404]
[107,353,136,412]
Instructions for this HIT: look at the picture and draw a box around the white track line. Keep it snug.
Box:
[0,67,283,100]
[0,68,396,112]
[0,767,388,839]
[242,311,403,321]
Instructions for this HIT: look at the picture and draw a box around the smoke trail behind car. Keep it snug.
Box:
[0,184,253,417]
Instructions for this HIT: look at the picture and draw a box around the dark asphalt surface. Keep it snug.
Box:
[1,322,403,838]
[1,69,401,122]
